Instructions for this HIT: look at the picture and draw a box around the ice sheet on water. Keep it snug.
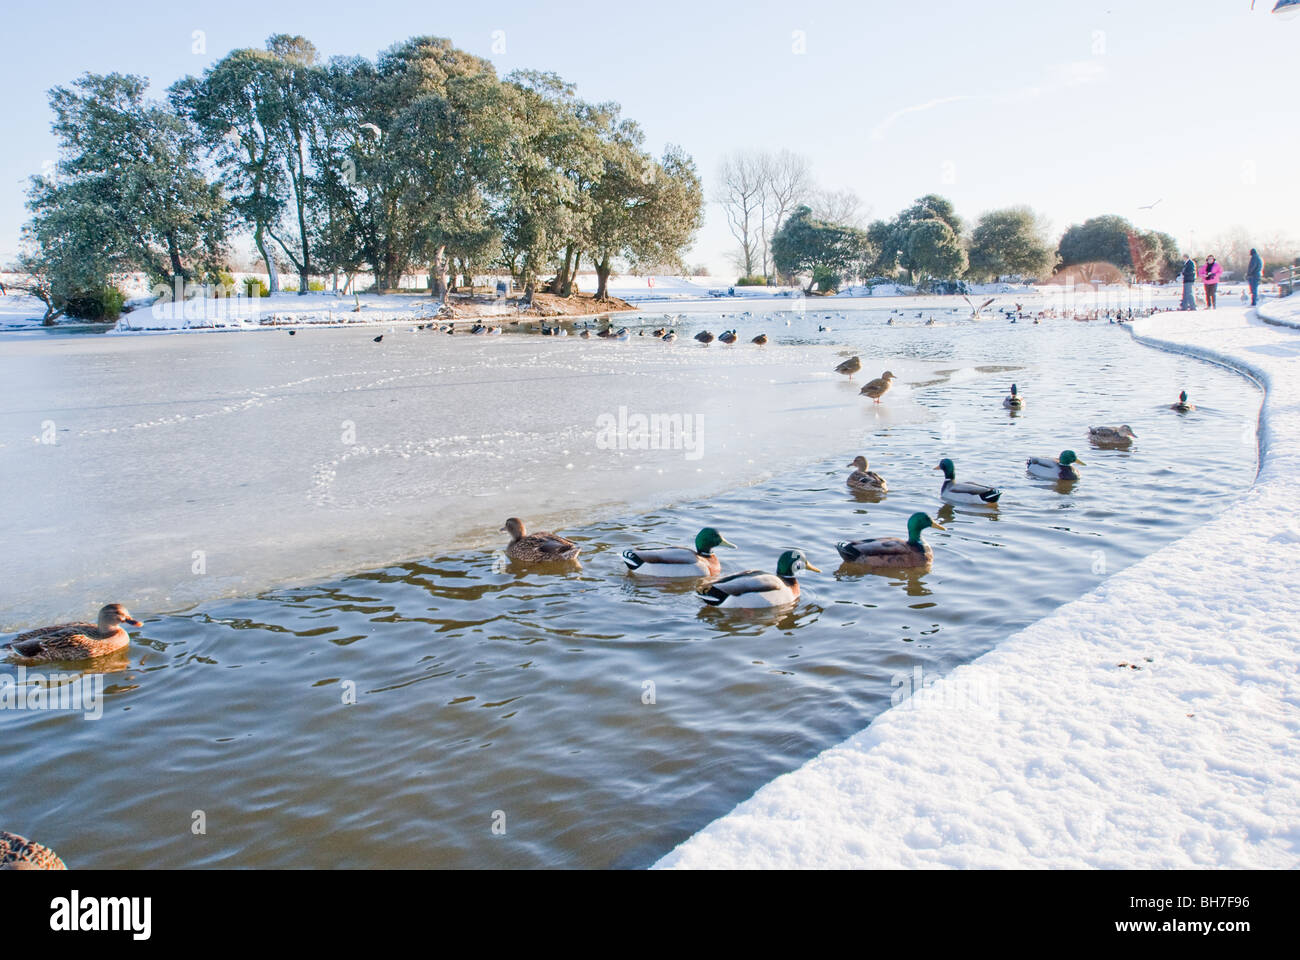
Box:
[0,327,931,630]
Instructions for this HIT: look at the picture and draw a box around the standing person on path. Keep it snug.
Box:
[1247,248,1264,306]
[1199,254,1223,309]
[1178,254,1197,310]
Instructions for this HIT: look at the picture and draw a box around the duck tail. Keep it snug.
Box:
[621,549,643,570]
[698,585,728,606]
[835,542,858,562]
[983,489,1003,503]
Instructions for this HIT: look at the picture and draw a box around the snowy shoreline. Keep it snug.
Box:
[656,298,1300,869]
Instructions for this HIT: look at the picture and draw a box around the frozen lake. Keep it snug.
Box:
[0,322,903,631]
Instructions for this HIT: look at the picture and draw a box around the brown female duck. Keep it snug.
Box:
[0,831,67,870]
[500,518,581,562]
[5,604,141,662]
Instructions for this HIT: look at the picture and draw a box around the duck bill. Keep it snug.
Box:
[930,521,947,530]
[804,563,822,573]
[124,618,143,627]
[718,537,737,549]
[932,465,943,471]
[1074,459,1087,466]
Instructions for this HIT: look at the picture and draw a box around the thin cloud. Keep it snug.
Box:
[871,60,1107,141]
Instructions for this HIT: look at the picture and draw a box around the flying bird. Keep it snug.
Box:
[1138,198,1163,210]
[962,296,996,319]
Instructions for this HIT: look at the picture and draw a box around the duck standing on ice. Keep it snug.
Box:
[859,371,896,403]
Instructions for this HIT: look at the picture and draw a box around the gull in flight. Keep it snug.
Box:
[1138,198,1162,210]
[962,295,996,319]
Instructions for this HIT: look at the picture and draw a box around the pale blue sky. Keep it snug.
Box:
[2,0,1295,274]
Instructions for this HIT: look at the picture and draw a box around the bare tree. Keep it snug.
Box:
[716,152,765,278]
[813,187,868,228]
[758,150,812,278]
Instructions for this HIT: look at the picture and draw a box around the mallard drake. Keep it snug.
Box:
[500,518,580,562]
[751,333,768,345]
[611,327,629,341]
[718,330,738,344]
[698,550,820,608]
[0,831,66,870]
[662,331,677,342]
[1089,424,1138,444]
[1027,450,1084,480]
[622,527,735,578]
[1003,383,1025,408]
[1171,391,1195,412]
[859,371,897,403]
[846,455,887,492]
[836,512,944,568]
[835,356,862,378]
[5,604,141,663]
[934,458,1001,505]
[694,330,715,344]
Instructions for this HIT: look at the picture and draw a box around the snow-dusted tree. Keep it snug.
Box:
[588,131,703,300]
[966,206,1056,281]
[24,72,227,305]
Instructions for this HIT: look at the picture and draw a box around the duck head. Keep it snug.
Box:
[1179,390,1189,404]
[933,458,956,480]
[881,371,896,381]
[775,550,821,578]
[1010,383,1019,397]
[1116,425,1138,439]
[1059,450,1085,466]
[906,512,945,544]
[848,455,870,471]
[695,527,736,554]
[98,604,142,631]
[500,518,526,541]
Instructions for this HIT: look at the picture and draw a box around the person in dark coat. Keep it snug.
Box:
[1178,255,1197,310]
[1247,248,1264,307]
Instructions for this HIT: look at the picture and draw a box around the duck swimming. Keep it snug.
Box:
[622,527,735,578]
[1089,424,1138,445]
[836,512,944,569]
[859,371,896,403]
[1027,450,1084,480]
[698,550,820,608]
[1171,391,1195,412]
[0,831,66,870]
[500,518,580,562]
[846,455,887,492]
[934,458,1002,505]
[5,604,141,663]
[1003,383,1025,409]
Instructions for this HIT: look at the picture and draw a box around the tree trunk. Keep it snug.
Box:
[432,245,449,303]
[166,232,186,287]
[596,254,611,301]
[254,224,279,294]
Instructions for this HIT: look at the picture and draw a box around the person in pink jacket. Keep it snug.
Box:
[1199,255,1223,309]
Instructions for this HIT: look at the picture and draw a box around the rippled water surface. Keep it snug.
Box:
[2,307,1260,867]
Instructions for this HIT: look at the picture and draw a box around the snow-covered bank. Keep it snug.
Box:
[656,299,1300,869]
